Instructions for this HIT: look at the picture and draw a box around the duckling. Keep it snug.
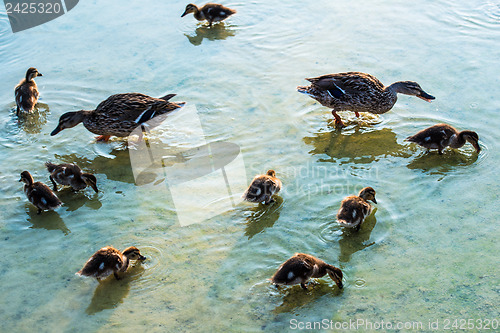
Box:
[15,67,43,115]
[50,93,185,142]
[337,187,377,231]
[19,171,62,214]
[406,123,481,155]
[242,169,282,205]
[45,162,98,193]
[297,72,435,126]
[181,3,236,27]
[271,253,343,290]
[76,246,146,280]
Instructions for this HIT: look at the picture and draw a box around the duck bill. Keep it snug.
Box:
[472,142,481,153]
[139,255,147,261]
[90,184,99,193]
[417,91,435,102]
[181,11,189,17]
[50,126,62,136]
[37,73,43,77]
[372,198,377,204]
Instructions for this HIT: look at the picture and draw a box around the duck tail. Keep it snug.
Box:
[242,186,263,203]
[159,93,176,101]
[45,161,57,173]
[297,85,310,95]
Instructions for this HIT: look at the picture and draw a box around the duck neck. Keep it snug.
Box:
[448,132,466,149]
[193,6,204,20]
[121,255,130,272]
[382,82,402,108]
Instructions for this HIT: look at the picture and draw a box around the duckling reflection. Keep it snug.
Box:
[15,102,49,134]
[56,189,101,212]
[85,264,145,315]
[272,280,342,315]
[54,151,135,184]
[244,196,283,239]
[185,24,236,46]
[407,150,479,174]
[338,210,377,263]
[26,210,70,235]
[303,125,411,164]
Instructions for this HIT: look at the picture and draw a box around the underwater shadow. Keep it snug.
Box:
[56,189,102,212]
[185,23,237,46]
[26,209,70,235]
[303,124,412,164]
[85,264,145,315]
[244,196,283,239]
[338,210,378,263]
[272,281,343,315]
[406,150,479,175]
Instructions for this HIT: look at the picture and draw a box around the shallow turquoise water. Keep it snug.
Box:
[1,0,499,332]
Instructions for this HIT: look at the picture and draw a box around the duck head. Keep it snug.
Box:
[19,171,34,185]
[326,266,343,289]
[359,186,377,204]
[266,169,276,177]
[51,111,87,136]
[461,130,481,153]
[391,81,435,102]
[122,246,147,261]
[82,173,99,193]
[26,67,42,81]
[181,4,198,17]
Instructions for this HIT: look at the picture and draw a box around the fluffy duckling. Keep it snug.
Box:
[50,93,185,142]
[19,171,62,214]
[406,123,481,155]
[337,187,377,231]
[15,67,43,115]
[297,72,435,126]
[45,162,98,193]
[271,253,343,290]
[181,3,236,27]
[242,169,282,205]
[77,246,146,280]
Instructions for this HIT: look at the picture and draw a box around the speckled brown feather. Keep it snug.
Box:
[46,162,98,192]
[406,123,480,154]
[242,170,282,204]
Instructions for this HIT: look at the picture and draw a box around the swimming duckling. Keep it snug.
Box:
[297,72,435,126]
[45,162,98,193]
[406,123,481,155]
[50,93,185,142]
[337,187,377,231]
[242,169,282,205]
[19,171,62,214]
[181,3,236,27]
[15,67,43,115]
[271,253,343,290]
[77,246,146,280]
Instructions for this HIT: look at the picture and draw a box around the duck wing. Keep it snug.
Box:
[307,72,385,99]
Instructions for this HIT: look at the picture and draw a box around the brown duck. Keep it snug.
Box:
[15,67,43,115]
[19,171,61,214]
[50,93,185,141]
[242,169,282,205]
[181,3,236,27]
[337,187,377,231]
[46,162,98,193]
[76,246,146,280]
[406,123,480,154]
[271,253,343,290]
[297,72,435,126]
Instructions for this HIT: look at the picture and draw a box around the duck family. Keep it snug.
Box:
[12,2,483,297]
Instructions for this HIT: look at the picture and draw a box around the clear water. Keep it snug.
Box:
[1,0,499,332]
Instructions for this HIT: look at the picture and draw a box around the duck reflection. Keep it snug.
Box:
[15,102,49,134]
[338,210,377,263]
[244,196,283,239]
[272,281,342,315]
[26,209,70,235]
[53,151,135,184]
[303,125,411,164]
[185,24,236,46]
[85,264,145,315]
[407,150,479,174]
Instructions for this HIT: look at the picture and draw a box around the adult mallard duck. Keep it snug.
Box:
[46,162,98,193]
[297,72,435,126]
[181,3,236,27]
[271,253,343,290]
[76,246,146,280]
[50,93,185,141]
[19,171,62,214]
[337,187,377,231]
[15,67,43,115]
[406,123,481,155]
[242,169,282,205]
